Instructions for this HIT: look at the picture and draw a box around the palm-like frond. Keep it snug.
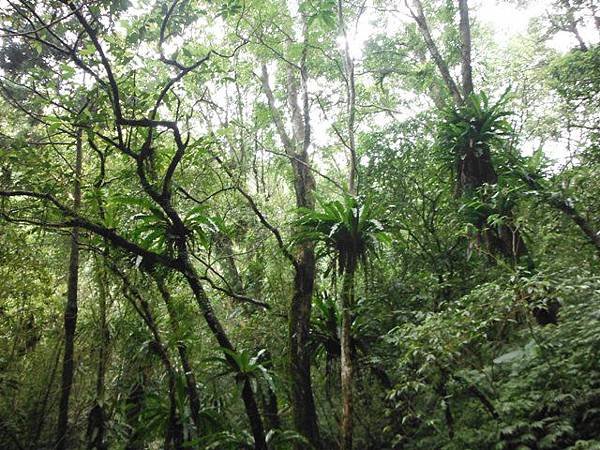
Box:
[293,195,388,274]
[438,90,513,160]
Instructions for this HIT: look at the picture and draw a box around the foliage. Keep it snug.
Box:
[437,91,513,163]
[385,269,600,449]
[0,1,599,449]
[294,195,388,273]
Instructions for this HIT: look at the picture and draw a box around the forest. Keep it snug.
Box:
[0,0,599,448]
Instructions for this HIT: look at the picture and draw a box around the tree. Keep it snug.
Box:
[296,195,387,450]
[258,14,322,446]
[56,127,83,450]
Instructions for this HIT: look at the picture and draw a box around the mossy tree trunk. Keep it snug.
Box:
[340,258,357,450]
[56,128,83,450]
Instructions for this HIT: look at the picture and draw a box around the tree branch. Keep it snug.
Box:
[0,190,179,269]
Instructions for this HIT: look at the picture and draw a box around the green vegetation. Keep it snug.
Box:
[0,0,599,449]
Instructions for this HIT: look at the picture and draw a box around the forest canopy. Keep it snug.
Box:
[0,0,599,449]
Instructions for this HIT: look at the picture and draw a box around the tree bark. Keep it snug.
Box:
[86,257,109,450]
[124,374,146,450]
[337,5,358,446]
[261,37,321,447]
[119,276,183,450]
[182,261,267,450]
[338,0,358,195]
[154,275,203,433]
[340,268,355,450]
[458,0,474,97]
[407,0,463,103]
[289,245,320,448]
[56,128,83,450]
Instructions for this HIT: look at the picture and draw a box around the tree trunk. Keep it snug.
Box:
[261,43,321,447]
[408,0,462,103]
[288,166,321,449]
[458,0,474,97]
[289,245,320,448]
[337,0,358,195]
[130,290,183,450]
[56,128,83,450]
[154,275,203,433]
[182,261,268,450]
[86,257,109,450]
[340,267,355,450]
[131,134,268,447]
[114,266,184,450]
[124,375,146,450]
[337,5,358,446]
[125,108,267,447]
